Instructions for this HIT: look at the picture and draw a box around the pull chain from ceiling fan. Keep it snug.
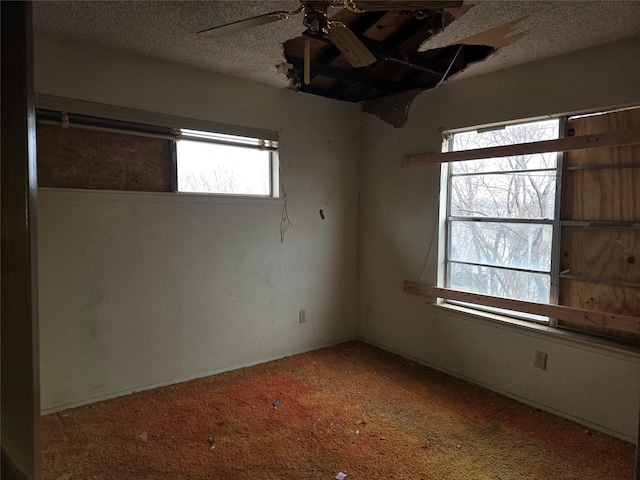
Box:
[304,37,311,85]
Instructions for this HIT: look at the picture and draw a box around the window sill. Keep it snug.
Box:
[38,187,286,207]
[430,301,640,361]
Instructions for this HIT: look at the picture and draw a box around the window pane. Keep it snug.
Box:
[450,221,553,272]
[451,171,556,219]
[449,263,551,303]
[451,119,559,174]
[445,118,559,317]
[177,140,270,195]
[450,152,557,175]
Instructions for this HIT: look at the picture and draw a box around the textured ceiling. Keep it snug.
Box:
[33,1,640,92]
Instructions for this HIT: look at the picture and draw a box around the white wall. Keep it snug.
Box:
[359,36,640,441]
[35,33,361,411]
[35,29,640,442]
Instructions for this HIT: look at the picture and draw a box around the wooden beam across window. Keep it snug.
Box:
[403,282,640,335]
[403,128,640,167]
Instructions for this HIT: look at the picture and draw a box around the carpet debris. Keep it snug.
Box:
[40,342,635,479]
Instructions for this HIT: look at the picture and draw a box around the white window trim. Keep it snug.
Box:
[36,94,282,199]
[439,118,564,325]
[175,131,280,198]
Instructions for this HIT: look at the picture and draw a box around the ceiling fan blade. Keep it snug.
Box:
[347,1,463,11]
[327,23,377,68]
[197,11,290,38]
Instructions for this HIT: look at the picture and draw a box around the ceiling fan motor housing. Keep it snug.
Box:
[303,4,329,33]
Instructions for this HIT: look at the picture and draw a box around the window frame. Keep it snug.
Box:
[442,117,565,325]
[35,95,281,199]
[174,129,280,198]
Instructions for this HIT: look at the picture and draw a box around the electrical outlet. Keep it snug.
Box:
[534,351,547,370]
[299,310,306,323]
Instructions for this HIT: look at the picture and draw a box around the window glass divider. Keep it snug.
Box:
[448,259,552,276]
[444,135,454,297]
[548,117,568,327]
[177,136,278,152]
[170,140,178,193]
[451,167,557,177]
[448,216,555,225]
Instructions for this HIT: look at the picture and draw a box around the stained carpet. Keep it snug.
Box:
[42,341,635,479]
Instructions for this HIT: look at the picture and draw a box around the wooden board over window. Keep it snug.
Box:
[37,124,173,192]
[559,108,640,342]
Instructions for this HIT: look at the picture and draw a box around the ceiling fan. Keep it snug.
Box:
[198,1,463,73]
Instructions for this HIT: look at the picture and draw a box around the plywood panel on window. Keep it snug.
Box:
[561,228,640,284]
[562,167,640,221]
[559,279,640,341]
[560,279,640,317]
[568,108,640,138]
[37,124,173,192]
[559,107,640,342]
[563,108,640,222]
[563,144,640,168]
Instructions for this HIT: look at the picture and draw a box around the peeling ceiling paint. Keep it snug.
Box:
[421,1,640,80]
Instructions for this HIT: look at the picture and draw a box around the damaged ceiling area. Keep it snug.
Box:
[280,4,496,103]
[33,1,640,125]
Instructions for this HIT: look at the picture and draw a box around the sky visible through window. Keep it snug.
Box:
[177,139,270,195]
[447,119,559,317]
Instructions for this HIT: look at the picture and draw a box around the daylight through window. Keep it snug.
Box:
[445,119,560,320]
[35,107,280,199]
[176,129,278,197]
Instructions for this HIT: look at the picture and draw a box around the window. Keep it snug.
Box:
[444,119,561,321]
[36,105,280,198]
[176,129,279,197]
[434,108,640,344]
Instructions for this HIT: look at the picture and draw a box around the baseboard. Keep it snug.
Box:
[359,337,636,444]
[41,336,358,415]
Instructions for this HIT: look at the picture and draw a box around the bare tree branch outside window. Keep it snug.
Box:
[177,139,271,195]
[447,120,559,305]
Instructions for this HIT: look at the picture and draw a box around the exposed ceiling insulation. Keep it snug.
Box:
[33,1,640,101]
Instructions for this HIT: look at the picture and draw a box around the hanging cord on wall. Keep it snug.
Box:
[414,213,439,282]
[279,164,292,243]
[414,177,443,282]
